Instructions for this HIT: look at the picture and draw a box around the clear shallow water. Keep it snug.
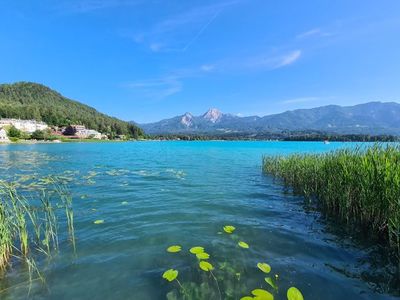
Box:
[0,141,398,300]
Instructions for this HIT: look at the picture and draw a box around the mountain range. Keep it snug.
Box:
[140,102,400,136]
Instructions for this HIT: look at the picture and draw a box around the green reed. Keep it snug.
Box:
[0,179,75,283]
[263,144,400,258]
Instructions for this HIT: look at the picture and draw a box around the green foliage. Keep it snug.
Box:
[149,132,400,142]
[7,125,21,138]
[287,287,304,300]
[0,180,75,281]
[163,269,179,282]
[265,277,278,291]
[0,82,144,138]
[238,241,249,249]
[196,252,210,260]
[223,225,235,234]
[162,225,304,300]
[263,144,400,258]
[257,263,271,274]
[251,288,274,300]
[167,245,182,253]
[199,261,214,272]
[189,246,204,254]
[30,129,56,140]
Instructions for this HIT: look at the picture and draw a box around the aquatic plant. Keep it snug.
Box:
[0,179,75,291]
[167,245,182,253]
[263,144,400,258]
[161,225,304,300]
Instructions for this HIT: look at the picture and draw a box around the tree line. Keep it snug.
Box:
[0,82,144,138]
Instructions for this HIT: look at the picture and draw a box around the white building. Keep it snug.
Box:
[76,129,102,139]
[0,128,9,142]
[0,118,48,133]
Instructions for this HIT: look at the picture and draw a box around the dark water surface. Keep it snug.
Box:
[0,141,398,299]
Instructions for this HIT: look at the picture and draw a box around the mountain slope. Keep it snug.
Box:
[140,103,400,135]
[0,82,143,137]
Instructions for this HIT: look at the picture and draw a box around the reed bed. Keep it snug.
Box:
[263,144,400,257]
[0,179,75,281]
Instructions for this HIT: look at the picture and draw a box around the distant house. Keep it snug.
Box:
[0,128,10,142]
[76,129,102,139]
[71,125,86,132]
[0,118,48,133]
[63,124,101,139]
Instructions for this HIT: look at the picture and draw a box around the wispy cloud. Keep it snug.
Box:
[280,96,319,105]
[200,64,215,72]
[296,28,333,39]
[275,50,302,68]
[57,0,140,13]
[236,49,302,71]
[123,76,183,99]
[122,63,215,99]
[125,1,239,52]
[280,96,336,106]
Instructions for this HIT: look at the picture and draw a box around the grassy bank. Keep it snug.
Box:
[263,144,400,257]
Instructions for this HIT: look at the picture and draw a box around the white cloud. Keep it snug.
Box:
[280,97,319,104]
[200,64,215,72]
[126,1,240,52]
[58,0,140,13]
[275,50,302,68]
[124,76,183,99]
[297,28,322,39]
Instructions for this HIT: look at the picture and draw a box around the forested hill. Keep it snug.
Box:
[0,82,143,137]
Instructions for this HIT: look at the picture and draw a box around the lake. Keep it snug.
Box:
[0,141,398,300]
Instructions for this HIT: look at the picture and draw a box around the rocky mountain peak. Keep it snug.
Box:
[203,108,223,123]
[180,112,193,127]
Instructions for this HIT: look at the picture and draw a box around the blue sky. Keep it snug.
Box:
[1,1,400,123]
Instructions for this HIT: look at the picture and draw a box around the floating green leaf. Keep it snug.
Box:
[265,277,278,291]
[189,246,204,254]
[223,225,236,234]
[240,297,254,300]
[196,252,210,260]
[257,262,271,273]
[236,272,241,281]
[199,261,214,272]
[251,289,274,300]
[94,220,104,224]
[238,241,249,249]
[162,269,178,282]
[167,245,182,253]
[287,287,303,300]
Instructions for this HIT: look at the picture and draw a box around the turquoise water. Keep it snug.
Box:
[0,141,398,300]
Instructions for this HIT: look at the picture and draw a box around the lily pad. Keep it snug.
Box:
[94,220,104,224]
[199,261,214,272]
[167,245,182,253]
[257,262,271,273]
[265,277,278,291]
[251,289,274,300]
[238,241,249,249]
[240,297,254,300]
[196,252,210,260]
[287,287,303,300]
[189,246,204,254]
[223,225,236,234]
[162,269,178,282]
